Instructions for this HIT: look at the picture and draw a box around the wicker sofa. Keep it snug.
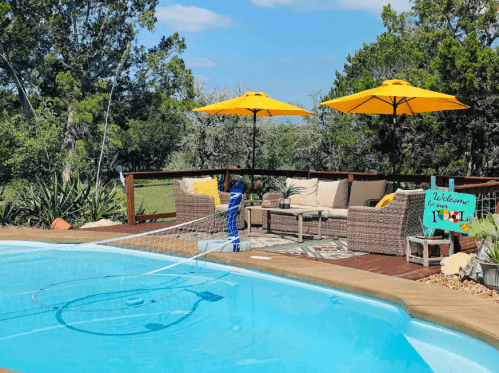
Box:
[172,179,245,232]
[262,178,389,238]
[261,178,425,256]
[347,190,426,256]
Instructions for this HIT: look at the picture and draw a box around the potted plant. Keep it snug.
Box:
[275,182,304,209]
[415,218,442,257]
[468,213,499,290]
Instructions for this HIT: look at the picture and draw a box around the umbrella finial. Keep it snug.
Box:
[382,79,410,87]
[244,92,268,97]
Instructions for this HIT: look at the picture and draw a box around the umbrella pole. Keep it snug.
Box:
[392,107,397,191]
[252,111,256,196]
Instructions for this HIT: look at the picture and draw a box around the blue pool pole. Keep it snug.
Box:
[227,189,242,252]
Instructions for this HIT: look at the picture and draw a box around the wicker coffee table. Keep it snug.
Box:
[246,206,324,243]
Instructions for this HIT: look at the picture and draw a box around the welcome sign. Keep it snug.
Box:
[423,190,476,234]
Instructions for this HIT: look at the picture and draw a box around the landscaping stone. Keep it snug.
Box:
[80,219,122,229]
[441,252,470,276]
[417,273,499,304]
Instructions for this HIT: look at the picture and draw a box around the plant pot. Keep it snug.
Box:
[50,217,73,230]
[279,198,291,209]
[480,262,499,290]
[415,236,442,257]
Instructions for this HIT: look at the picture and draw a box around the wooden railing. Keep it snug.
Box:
[123,168,499,225]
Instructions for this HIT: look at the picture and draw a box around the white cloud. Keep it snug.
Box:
[249,0,301,8]
[156,5,233,32]
[186,57,216,68]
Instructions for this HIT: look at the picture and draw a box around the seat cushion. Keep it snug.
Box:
[182,177,212,194]
[194,178,221,205]
[286,178,318,207]
[320,208,348,219]
[215,204,229,212]
[316,179,348,209]
[348,180,387,207]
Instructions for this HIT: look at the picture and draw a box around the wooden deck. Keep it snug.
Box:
[80,221,441,281]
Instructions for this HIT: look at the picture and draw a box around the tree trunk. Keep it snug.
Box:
[15,81,31,119]
[62,103,76,182]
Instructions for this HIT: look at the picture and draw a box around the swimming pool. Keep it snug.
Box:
[1,240,498,372]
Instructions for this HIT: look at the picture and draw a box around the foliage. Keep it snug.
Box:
[86,183,126,223]
[274,181,304,199]
[468,213,499,264]
[419,217,435,237]
[0,184,18,226]
[18,174,91,228]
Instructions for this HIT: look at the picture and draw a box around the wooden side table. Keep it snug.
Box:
[247,206,323,243]
[406,236,454,267]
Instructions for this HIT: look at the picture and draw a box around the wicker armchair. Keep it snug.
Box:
[347,191,426,256]
[172,180,245,232]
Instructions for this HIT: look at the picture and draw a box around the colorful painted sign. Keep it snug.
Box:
[423,190,476,234]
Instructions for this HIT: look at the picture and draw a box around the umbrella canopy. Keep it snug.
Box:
[194,92,312,192]
[320,79,469,187]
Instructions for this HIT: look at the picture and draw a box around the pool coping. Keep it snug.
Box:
[1,227,499,354]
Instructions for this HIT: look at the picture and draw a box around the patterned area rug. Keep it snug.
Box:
[239,229,368,260]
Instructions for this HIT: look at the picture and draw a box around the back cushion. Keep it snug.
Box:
[286,178,318,206]
[348,180,387,207]
[316,179,348,209]
[182,177,212,194]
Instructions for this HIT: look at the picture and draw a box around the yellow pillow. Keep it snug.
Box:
[375,193,395,208]
[194,178,221,206]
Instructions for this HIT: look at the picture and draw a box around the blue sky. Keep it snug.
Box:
[140,0,413,111]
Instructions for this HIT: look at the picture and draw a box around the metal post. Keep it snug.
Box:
[252,111,256,196]
[392,108,397,191]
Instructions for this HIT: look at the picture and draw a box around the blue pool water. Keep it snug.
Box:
[1,241,498,373]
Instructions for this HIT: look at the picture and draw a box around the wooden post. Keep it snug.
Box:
[431,176,436,189]
[449,179,454,192]
[126,174,136,225]
[224,169,230,192]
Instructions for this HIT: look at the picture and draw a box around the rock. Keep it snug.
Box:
[441,252,470,276]
[80,219,122,229]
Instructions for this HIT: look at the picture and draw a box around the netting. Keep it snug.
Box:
[1,195,244,339]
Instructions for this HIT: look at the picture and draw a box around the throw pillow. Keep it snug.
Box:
[348,179,387,207]
[286,178,318,206]
[316,179,348,209]
[194,178,221,205]
[182,177,212,194]
[375,193,395,208]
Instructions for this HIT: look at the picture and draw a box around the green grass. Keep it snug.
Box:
[133,179,175,221]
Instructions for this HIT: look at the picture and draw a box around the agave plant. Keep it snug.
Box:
[86,182,126,222]
[468,213,499,265]
[0,199,18,226]
[18,173,91,228]
[274,181,305,198]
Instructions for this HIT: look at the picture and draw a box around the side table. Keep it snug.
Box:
[406,236,454,267]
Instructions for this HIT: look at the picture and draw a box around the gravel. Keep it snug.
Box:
[417,273,499,304]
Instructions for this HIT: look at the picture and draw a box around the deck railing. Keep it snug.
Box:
[123,168,499,225]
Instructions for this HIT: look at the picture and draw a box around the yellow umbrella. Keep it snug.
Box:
[194,92,312,192]
[320,79,469,187]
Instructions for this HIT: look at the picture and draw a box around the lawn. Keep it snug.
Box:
[133,179,175,220]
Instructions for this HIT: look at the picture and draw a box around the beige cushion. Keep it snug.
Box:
[395,188,424,194]
[348,180,387,207]
[321,208,348,219]
[316,179,348,209]
[182,177,212,194]
[286,178,318,206]
[215,204,229,212]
